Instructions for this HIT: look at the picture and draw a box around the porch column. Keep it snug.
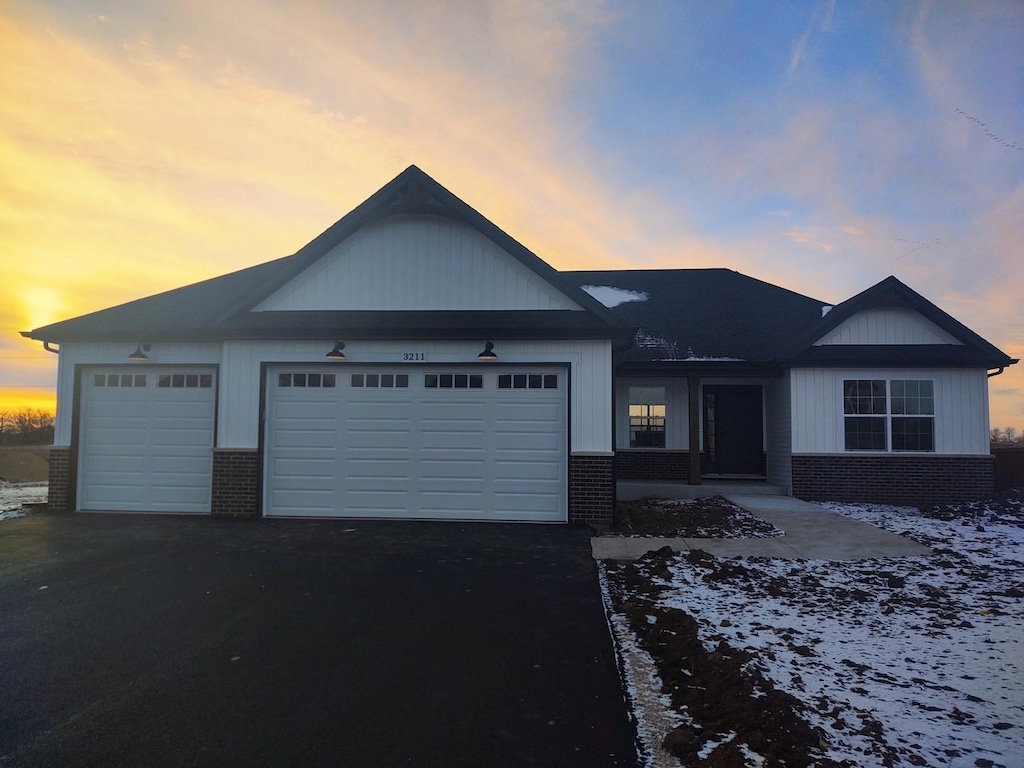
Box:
[687,373,701,485]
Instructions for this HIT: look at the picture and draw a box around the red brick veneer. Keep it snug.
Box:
[569,454,614,526]
[614,450,690,481]
[792,454,995,506]
[211,449,260,517]
[47,446,71,513]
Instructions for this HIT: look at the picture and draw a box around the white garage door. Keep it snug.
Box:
[264,366,567,522]
[78,368,216,513]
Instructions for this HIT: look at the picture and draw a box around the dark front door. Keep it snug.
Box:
[703,385,764,476]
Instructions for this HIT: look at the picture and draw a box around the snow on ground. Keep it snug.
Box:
[613,501,1024,766]
[599,568,686,768]
[0,482,47,520]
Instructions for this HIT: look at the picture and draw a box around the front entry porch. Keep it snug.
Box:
[616,371,773,487]
[617,479,786,501]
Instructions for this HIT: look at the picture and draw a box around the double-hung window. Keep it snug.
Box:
[628,387,666,448]
[843,379,934,452]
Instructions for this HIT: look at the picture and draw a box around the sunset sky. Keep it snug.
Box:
[1,1,1022,427]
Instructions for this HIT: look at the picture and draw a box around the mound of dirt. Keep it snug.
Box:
[0,446,50,483]
[606,547,845,767]
[609,495,783,539]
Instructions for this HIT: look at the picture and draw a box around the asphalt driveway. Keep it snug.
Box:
[0,513,637,767]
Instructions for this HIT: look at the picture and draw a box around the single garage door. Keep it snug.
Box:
[78,368,216,513]
[264,366,568,521]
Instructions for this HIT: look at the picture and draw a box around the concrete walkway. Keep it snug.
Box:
[592,494,933,561]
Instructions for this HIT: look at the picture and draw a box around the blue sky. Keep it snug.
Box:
[1,0,1022,424]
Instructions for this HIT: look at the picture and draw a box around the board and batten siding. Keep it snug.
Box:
[814,308,962,346]
[219,339,613,452]
[790,368,990,455]
[52,342,223,446]
[254,215,582,312]
[764,373,792,491]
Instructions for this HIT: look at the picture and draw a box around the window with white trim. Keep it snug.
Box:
[158,373,213,388]
[95,374,147,388]
[628,386,666,448]
[843,379,934,452]
[497,373,557,389]
[352,373,408,388]
[278,373,336,388]
[426,373,482,389]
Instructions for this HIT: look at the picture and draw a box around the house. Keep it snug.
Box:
[24,166,1017,525]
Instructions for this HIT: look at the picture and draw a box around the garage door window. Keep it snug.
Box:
[498,373,558,389]
[158,373,214,388]
[352,373,409,388]
[95,374,147,388]
[425,374,483,389]
[278,373,336,388]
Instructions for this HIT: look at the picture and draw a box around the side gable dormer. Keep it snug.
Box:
[786,276,1016,369]
[813,307,962,346]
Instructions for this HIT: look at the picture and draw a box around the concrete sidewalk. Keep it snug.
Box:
[592,494,932,561]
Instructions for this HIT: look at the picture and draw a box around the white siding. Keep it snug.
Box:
[814,308,961,346]
[254,215,582,312]
[764,373,792,491]
[220,339,612,452]
[790,368,990,454]
[52,342,222,446]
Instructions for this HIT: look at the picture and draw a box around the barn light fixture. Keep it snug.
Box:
[477,341,497,360]
[325,341,347,360]
[128,343,150,361]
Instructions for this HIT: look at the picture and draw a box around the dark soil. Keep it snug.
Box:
[605,491,1024,767]
[609,495,783,539]
[606,547,847,767]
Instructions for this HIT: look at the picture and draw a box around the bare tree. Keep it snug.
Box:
[0,408,54,446]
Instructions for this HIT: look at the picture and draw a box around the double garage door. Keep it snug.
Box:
[78,367,217,513]
[264,366,568,522]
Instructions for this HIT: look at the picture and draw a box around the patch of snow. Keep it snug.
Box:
[582,285,650,308]
[598,565,683,768]
[634,331,680,359]
[0,482,47,519]
[697,731,736,759]
[611,501,1024,766]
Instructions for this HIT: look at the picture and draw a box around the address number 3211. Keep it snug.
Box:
[402,352,426,361]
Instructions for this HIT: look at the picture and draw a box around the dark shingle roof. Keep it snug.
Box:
[562,269,828,363]
[783,275,1016,368]
[24,166,628,344]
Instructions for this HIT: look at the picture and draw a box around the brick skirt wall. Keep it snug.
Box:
[569,454,614,526]
[211,449,260,518]
[48,446,71,513]
[792,454,995,506]
[614,450,690,481]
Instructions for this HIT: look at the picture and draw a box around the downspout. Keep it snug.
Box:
[43,341,60,355]
[989,359,1019,377]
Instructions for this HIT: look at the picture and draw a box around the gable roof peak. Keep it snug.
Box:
[783,274,1015,367]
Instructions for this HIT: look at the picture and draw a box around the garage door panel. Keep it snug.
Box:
[270,489,337,513]
[87,427,149,446]
[272,457,337,478]
[79,367,215,513]
[266,366,566,521]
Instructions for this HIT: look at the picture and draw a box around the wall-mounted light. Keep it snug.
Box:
[129,343,150,361]
[477,341,497,360]
[325,341,347,360]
